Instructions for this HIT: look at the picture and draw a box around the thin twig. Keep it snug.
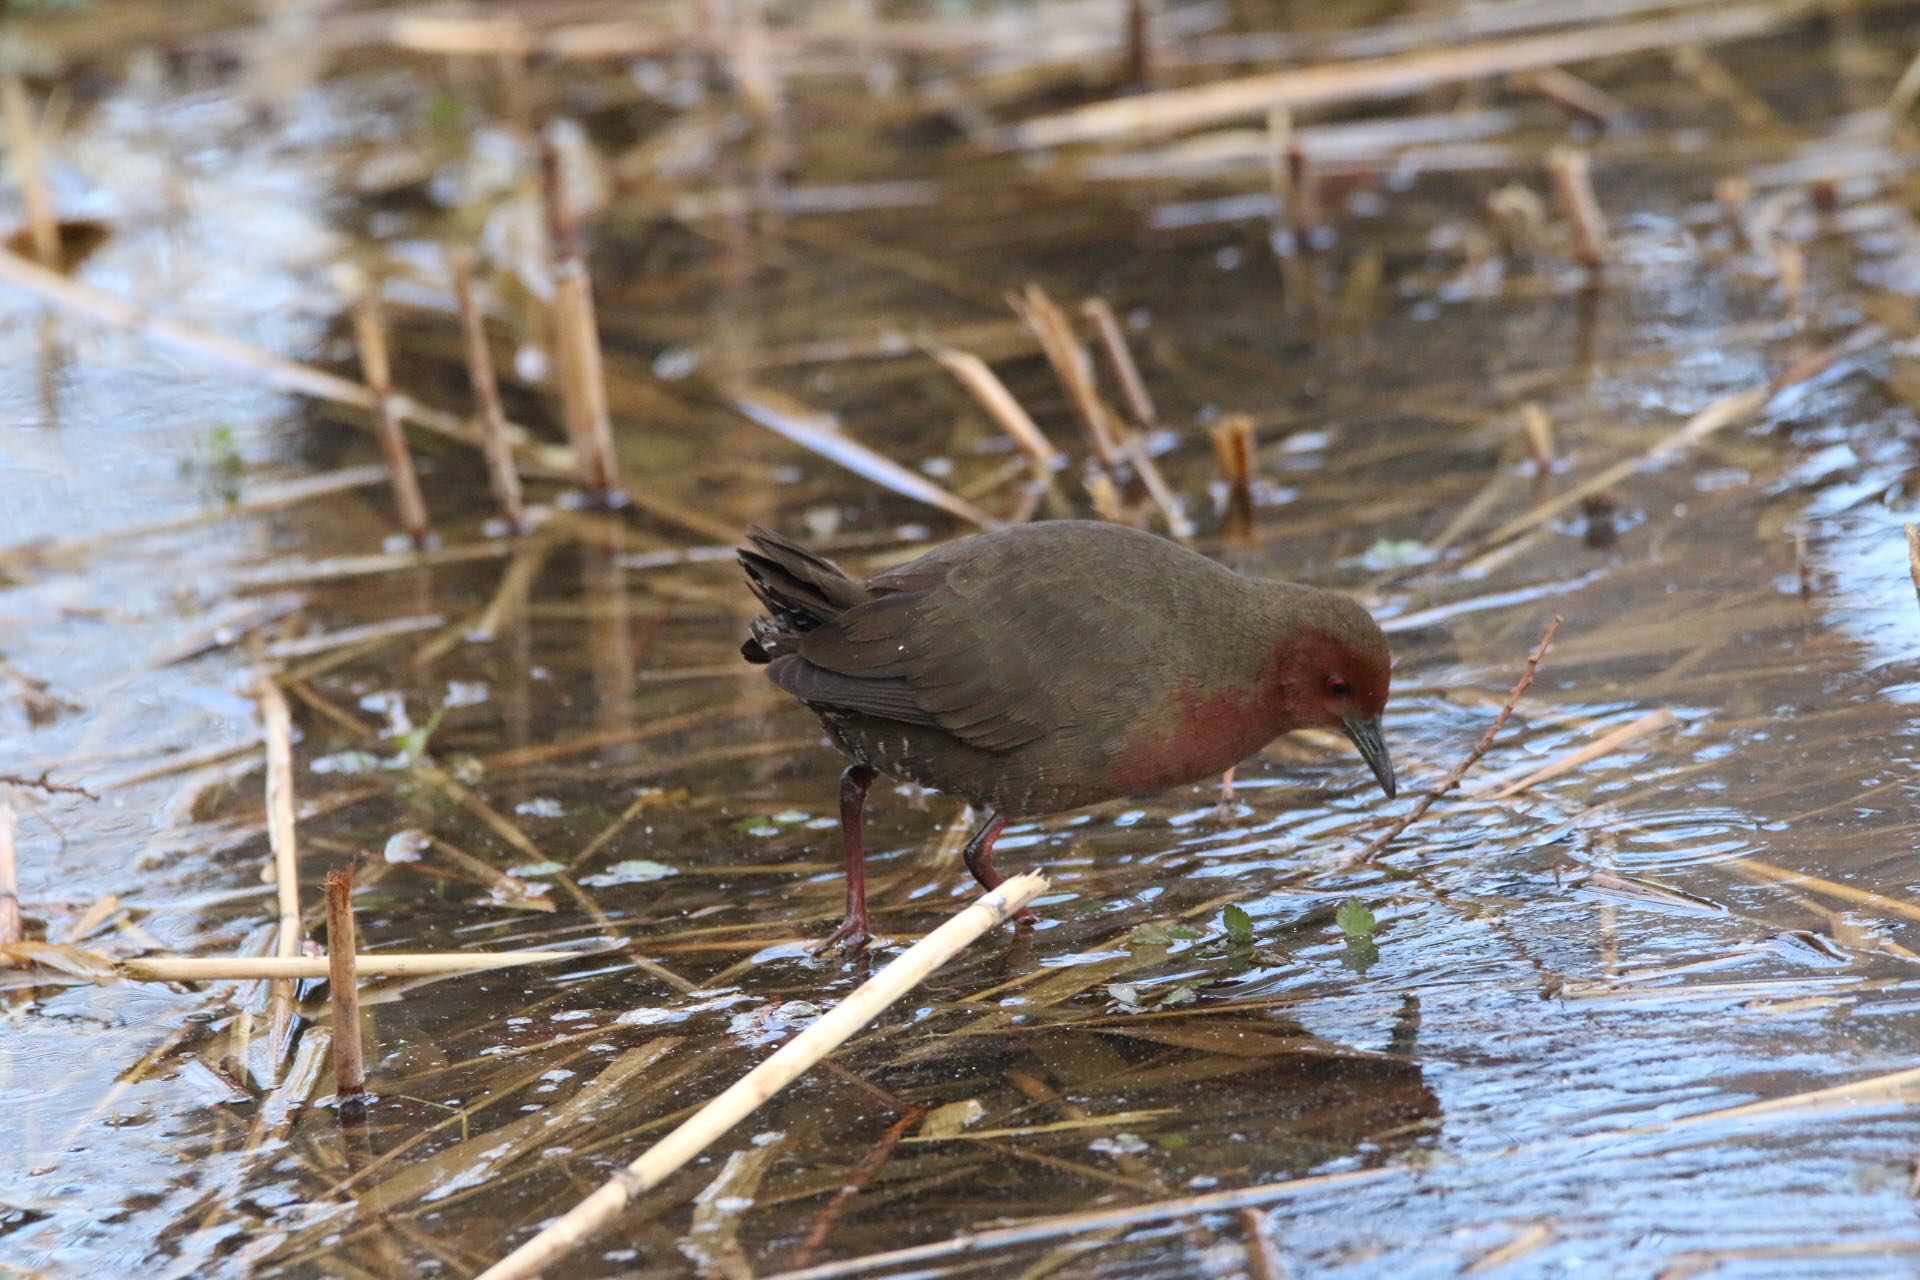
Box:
[1241,1207,1289,1280]
[0,770,96,800]
[790,1105,928,1269]
[1347,615,1562,867]
[476,873,1048,1280]
[325,869,366,1102]
[1081,298,1157,430]
[1545,146,1609,268]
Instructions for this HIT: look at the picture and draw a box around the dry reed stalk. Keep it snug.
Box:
[1210,413,1256,538]
[118,950,587,982]
[1466,1224,1557,1275]
[929,346,1064,469]
[789,1104,928,1270]
[1891,47,1920,117]
[1544,146,1609,268]
[1724,857,1920,926]
[475,873,1048,1280]
[1905,525,1920,609]
[0,248,570,471]
[1241,1208,1288,1280]
[729,385,993,526]
[255,677,302,1074]
[1345,615,1561,867]
[1669,43,1774,126]
[1478,708,1675,798]
[1468,326,1884,557]
[732,0,780,117]
[1086,470,1126,522]
[1081,298,1157,430]
[1521,402,1554,473]
[540,136,620,499]
[1,74,59,267]
[1510,66,1630,128]
[762,1164,1402,1280]
[1266,106,1293,251]
[324,870,366,1102]
[1124,433,1194,541]
[1007,3,1795,146]
[350,288,433,548]
[0,800,18,946]
[1014,284,1124,473]
[449,251,527,534]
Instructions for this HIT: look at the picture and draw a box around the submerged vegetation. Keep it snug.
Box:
[6,0,1920,1275]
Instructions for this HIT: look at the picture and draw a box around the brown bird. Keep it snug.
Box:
[739,520,1395,953]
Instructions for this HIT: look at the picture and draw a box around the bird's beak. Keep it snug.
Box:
[1341,715,1396,799]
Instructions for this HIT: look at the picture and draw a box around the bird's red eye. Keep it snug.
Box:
[1327,676,1352,696]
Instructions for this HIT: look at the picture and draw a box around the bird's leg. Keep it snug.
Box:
[815,764,878,955]
[961,811,1038,926]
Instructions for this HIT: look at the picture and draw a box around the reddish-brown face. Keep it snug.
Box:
[1287,612,1395,798]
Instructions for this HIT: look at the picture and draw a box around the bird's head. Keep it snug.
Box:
[1273,591,1395,799]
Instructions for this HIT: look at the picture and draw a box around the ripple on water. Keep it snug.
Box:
[1581,808,1762,869]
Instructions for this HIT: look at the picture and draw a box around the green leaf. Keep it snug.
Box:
[1156,982,1199,1008]
[1222,904,1254,944]
[1335,898,1376,940]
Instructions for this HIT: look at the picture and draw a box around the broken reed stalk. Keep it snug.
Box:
[1470,326,1885,557]
[1015,285,1124,473]
[115,950,585,981]
[1210,413,1256,538]
[1891,47,1920,119]
[1,74,59,267]
[1348,615,1562,866]
[1545,146,1609,269]
[1081,298,1157,430]
[1006,2,1794,146]
[1521,402,1554,474]
[0,799,19,946]
[1508,66,1630,129]
[929,346,1063,469]
[1481,707,1674,798]
[1240,1208,1288,1280]
[350,288,433,549]
[541,134,620,499]
[449,251,527,534]
[476,873,1049,1280]
[256,677,303,1071]
[324,870,366,1102]
[1905,525,1920,610]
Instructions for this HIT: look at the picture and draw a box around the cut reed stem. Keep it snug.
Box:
[1081,298,1157,431]
[449,250,527,534]
[1014,284,1123,473]
[1210,412,1256,538]
[1545,146,1609,269]
[1905,525,1920,610]
[324,869,366,1102]
[350,287,433,549]
[476,873,1049,1280]
[2,73,59,267]
[541,133,621,500]
[256,676,303,1076]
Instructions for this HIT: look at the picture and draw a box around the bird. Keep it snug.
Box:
[738,520,1395,953]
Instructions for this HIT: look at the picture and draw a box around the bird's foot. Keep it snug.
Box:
[812,915,873,956]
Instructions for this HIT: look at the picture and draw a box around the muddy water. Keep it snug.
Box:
[7,3,1920,1277]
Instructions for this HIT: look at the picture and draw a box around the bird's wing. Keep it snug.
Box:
[787,549,1135,753]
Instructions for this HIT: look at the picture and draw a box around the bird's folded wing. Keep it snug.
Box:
[786,555,1127,754]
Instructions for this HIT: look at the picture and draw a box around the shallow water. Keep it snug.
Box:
[7,2,1920,1277]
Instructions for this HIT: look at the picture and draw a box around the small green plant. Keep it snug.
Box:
[1222,903,1254,944]
[1335,897,1376,940]
[178,425,244,507]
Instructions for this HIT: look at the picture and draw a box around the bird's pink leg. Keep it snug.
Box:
[815,764,877,955]
[961,812,1038,926]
